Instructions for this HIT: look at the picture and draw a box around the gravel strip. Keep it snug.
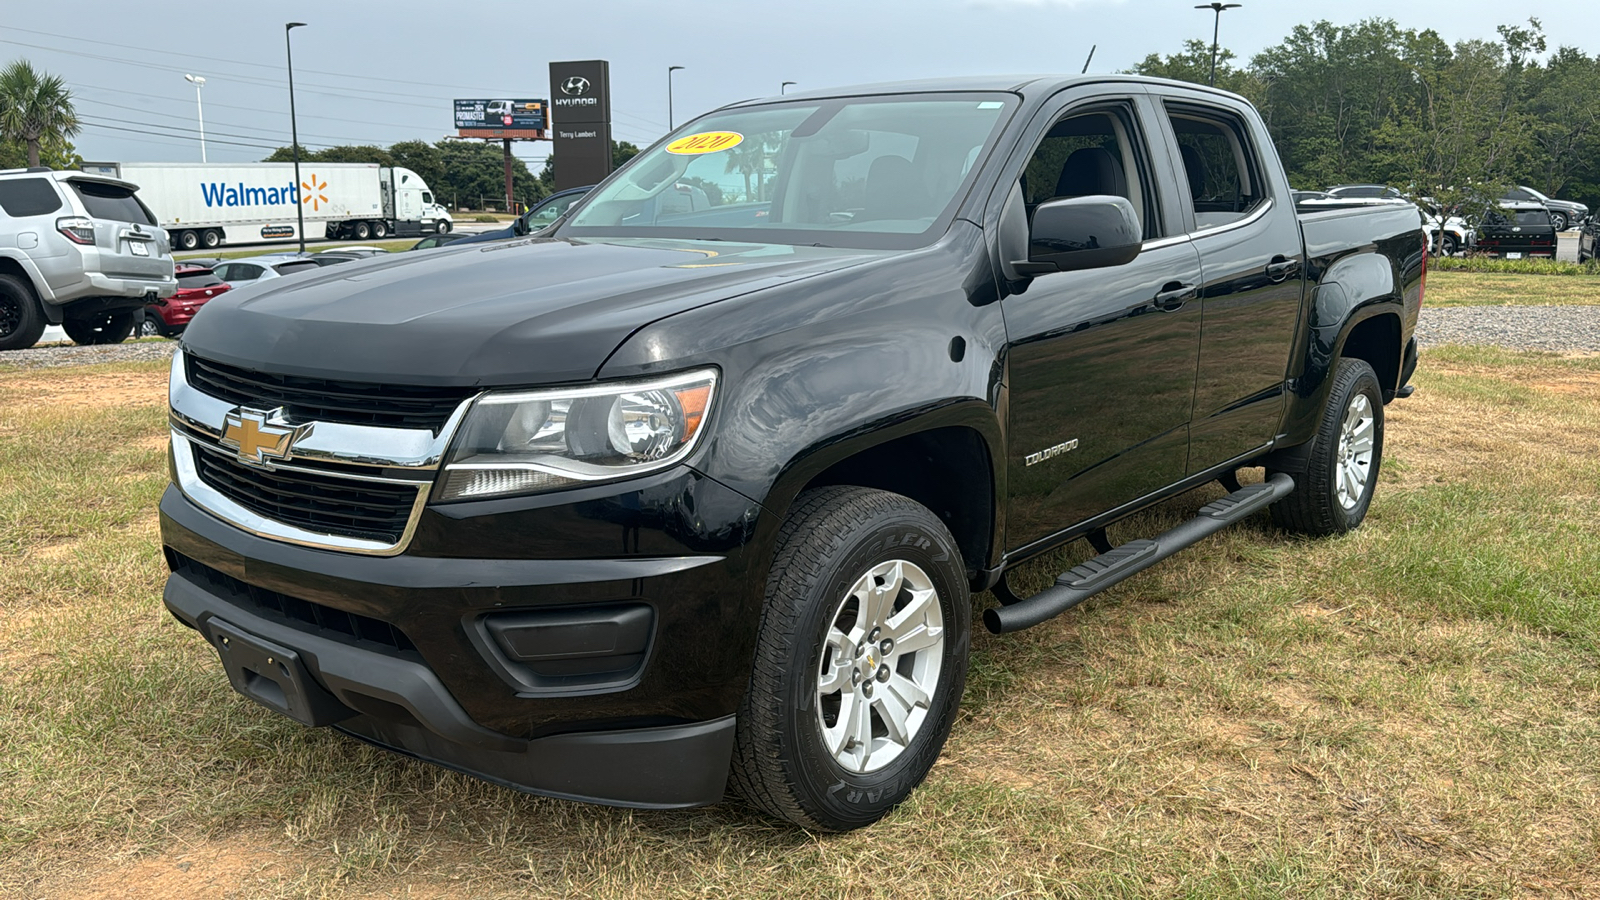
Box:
[1415,305,1600,353]
[2,304,1596,370]
[0,340,179,370]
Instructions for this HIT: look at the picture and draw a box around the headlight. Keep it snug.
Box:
[435,368,717,501]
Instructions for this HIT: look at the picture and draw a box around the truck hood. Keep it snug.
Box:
[180,237,887,385]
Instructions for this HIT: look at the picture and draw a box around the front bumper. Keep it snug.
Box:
[163,567,735,807]
[159,457,767,807]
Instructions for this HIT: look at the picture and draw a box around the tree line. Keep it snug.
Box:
[262,141,641,212]
[1133,17,1600,210]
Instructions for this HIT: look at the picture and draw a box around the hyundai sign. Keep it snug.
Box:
[454,99,547,134]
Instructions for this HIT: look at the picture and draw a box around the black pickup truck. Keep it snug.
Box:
[160,75,1424,832]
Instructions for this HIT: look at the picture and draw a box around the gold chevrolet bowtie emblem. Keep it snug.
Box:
[219,407,312,465]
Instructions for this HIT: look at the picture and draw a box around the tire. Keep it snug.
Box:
[201,229,221,249]
[437,221,451,234]
[372,220,389,238]
[176,230,199,251]
[730,486,971,832]
[1442,234,1459,257]
[0,274,47,351]
[136,311,162,338]
[1551,212,1569,232]
[353,221,372,240]
[63,310,137,346]
[1270,357,1384,536]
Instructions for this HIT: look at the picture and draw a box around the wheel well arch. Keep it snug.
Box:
[0,256,36,291]
[797,425,995,581]
[1338,312,1401,398]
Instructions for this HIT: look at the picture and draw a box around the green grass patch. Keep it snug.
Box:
[1424,269,1600,306]
[1431,255,1600,276]
[3,349,1600,897]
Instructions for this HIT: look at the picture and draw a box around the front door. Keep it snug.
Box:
[1002,100,1202,552]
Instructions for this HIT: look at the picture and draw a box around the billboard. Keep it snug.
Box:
[454,99,547,133]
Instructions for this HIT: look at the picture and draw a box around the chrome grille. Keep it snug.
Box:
[190,442,421,544]
[185,354,474,433]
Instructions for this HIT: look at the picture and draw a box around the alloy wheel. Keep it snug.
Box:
[815,559,945,774]
[1335,392,1375,510]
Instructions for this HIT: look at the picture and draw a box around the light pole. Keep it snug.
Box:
[668,65,684,131]
[781,81,796,95]
[285,22,307,254]
[1195,3,1241,87]
[184,74,207,162]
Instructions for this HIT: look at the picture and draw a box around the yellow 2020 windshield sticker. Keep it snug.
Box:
[666,131,744,155]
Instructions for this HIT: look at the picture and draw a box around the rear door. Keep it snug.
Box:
[1150,93,1306,473]
[1000,88,1204,551]
[66,177,171,282]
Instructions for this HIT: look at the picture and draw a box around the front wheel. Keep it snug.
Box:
[436,220,451,234]
[731,486,970,832]
[1270,357,1384,536]
[1441,234,1459,257]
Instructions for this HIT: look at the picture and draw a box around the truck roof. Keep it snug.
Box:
[726,73,1246,108]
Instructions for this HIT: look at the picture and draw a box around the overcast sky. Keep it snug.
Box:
[4,0,1592,169]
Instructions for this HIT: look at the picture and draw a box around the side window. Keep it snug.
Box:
[1018,106,1159,239]
[1165,104,1266,229]
[0,178,64,217]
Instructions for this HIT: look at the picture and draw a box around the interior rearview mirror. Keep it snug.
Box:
[1014,195,1143,275]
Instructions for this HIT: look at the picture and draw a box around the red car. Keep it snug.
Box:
[141,264,231,337]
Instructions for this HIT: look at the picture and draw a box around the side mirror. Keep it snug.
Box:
[513,215,531,236]
[1013,195,1142,276]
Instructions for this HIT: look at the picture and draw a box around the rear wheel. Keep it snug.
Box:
[1270,357,1384,536]
[353,221,372,240]
[1551,212,1569,232]
[0,274,46,351]
[63,310,137,346]
[136,311,162,338]
[176,230,199,251]
[372,220,389,238]
[731,486,970,832]
[200,229,221,249]
[1441,234,1459,257]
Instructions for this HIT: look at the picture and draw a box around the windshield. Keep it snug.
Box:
[562,93,1016,249]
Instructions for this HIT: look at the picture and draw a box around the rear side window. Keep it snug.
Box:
[0,178,63,217]
[1165,104,1267,229]
[1515,210,1552,228]
[177,271,224,289]
[272,260,321,276]
[69,180,156,225]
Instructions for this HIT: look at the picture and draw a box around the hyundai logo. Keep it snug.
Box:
[561,76,591,96]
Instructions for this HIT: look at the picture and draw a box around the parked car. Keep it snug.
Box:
[409,232,471,251]
[1326,184,1404,200]
[445,186,594,247]
[1502,186,1588,231]
[1419,202,1472,256]
[1576,219,1599,263]
[140,263,231,337]
[162,74,1424,832]
[306,247,392,267]
[0,167,177,349]
[211,254,323,287]
[1475,203,1557,258]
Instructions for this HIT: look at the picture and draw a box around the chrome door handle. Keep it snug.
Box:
[1153,283,1197,311]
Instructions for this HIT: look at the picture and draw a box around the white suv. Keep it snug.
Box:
[0,167,177,350]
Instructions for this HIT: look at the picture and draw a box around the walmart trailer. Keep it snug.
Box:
[78,161,453,250]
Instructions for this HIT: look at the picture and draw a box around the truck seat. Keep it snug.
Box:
[1054,147,1126,200]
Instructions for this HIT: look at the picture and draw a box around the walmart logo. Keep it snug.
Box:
[199,174,329,210]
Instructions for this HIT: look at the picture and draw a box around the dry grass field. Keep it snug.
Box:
[1,341,1598,898]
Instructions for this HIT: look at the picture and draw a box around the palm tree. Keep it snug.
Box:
[0,61,80,169]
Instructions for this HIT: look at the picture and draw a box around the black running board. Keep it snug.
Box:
[984,473,1296,634]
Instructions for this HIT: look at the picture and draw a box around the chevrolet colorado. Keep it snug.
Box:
[160,75,1424,832]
